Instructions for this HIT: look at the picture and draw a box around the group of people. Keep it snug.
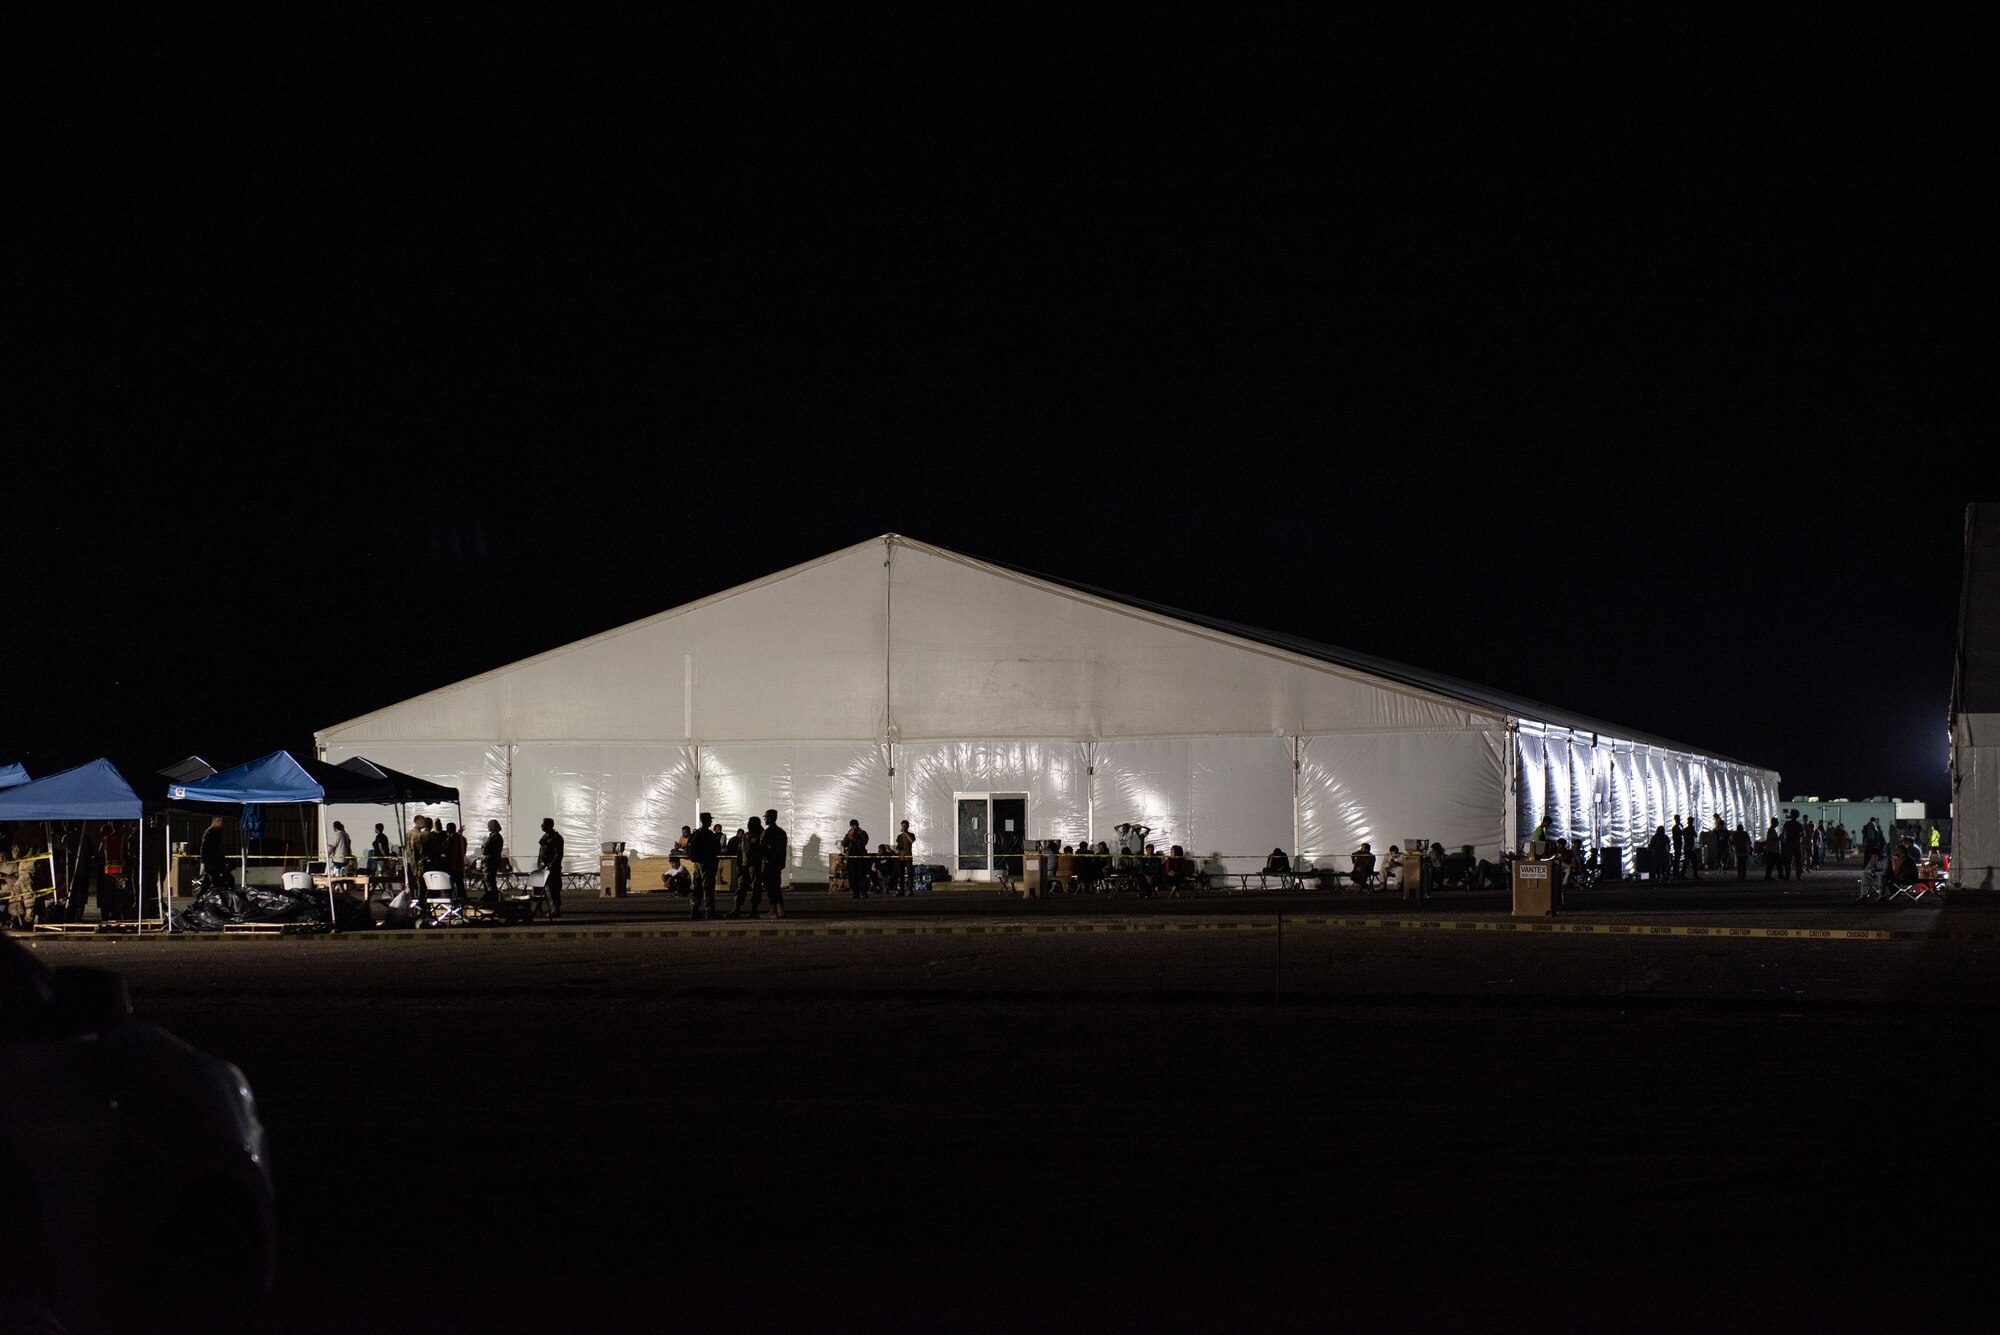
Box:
[317,813,569,919]
[662,810,790,919]
[1041,836,1199,898]
[0,821,140,925]
[834,819,920,898]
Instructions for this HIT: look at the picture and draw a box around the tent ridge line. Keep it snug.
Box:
[905,540,1500,724]
[315,538,889,741]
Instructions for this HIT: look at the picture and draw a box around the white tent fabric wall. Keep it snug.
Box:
[316,535,1776,880]
[1300,731,1508,863]
[1510,729,1778,873]
[1951,716,1999,890]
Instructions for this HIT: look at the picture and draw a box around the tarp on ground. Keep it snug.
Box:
[335,757,460,805]
[0,759,149,820]
[171,750,393,805]
[0,763,28,789]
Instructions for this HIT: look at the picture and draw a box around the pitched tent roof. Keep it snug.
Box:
[0,758,148,820]
[0,763,27,789]
[982,551,1770,768]
[336,757,460,804]
[172,749,395,805]
[318,534,1771,774]
[156,755,217,785]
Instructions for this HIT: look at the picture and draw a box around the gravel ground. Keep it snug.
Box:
[23,874,2000,1334]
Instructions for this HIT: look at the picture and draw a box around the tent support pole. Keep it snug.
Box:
[1291,736,1302,865]
[136,816,146,933]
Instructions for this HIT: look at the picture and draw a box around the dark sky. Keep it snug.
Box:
[6,10,1992,808]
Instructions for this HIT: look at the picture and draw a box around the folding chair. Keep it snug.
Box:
[418,870,473,927]
[516,867,554,920]
[283,870,339,928]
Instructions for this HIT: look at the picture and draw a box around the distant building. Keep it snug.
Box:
[1952,504,2000,889]
[1781,796,1926,838]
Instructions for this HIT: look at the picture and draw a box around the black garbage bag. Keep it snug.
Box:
[172,881,373,931]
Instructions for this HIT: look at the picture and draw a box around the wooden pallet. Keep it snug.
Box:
[221,921,329,936]
[30,918,169,935]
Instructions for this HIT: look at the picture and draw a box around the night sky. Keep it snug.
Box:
[6,11,1991,808]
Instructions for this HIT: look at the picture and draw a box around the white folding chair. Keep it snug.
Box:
[284,870,340,930]
[421,870,470,927]
[521,868,553,919]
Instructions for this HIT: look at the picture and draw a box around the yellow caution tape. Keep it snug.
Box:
[7,914,1988,945]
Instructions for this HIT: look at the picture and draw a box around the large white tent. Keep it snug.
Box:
[1952,503,2000,891]
[316,535,1778,881]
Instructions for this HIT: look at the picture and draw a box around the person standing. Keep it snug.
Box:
[371,823,392,859]
[61,823,101,922]
[200,815,229,886]
[1764,819,1784,881]
[687,813,720,920]
[894,820,917,896]
[1858,817,1888,901]
[1647,826,1671,882]
[1669,817,1686,881]
[1831,822,1851,863]
[537,817,565,920]
[446,822,468,897]
[480,820,504,904]
[1732,823,1751,883]
[730,816,766,918]
[760,808,788,918]
[326,820,354,877]
[1782,809,1805,881]
[840,819,870,899]
[1928,823,1942,860]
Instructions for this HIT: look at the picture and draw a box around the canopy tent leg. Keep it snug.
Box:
[136,815,146,933]
[44,823,55,924]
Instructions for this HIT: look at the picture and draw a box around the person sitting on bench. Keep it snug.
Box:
[1160,845,1193,899]
[1350,842,1378,890]
[662,855,691,897]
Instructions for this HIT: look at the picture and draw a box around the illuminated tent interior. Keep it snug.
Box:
[316,535,1778,880]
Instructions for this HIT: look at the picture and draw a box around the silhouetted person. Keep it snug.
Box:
[840,818,870,899]
[445,822,468,897]
[1764,820,1783,881]
[480,820,504,903]
[730,816,766,917]
[895,820,917,895]
[760,808,788,918]
[1647,826,1671,882]
[1732,823,1751,883]
[1782,810,1804,881]
[200,815,229,885]
[687,812,720,920]
[371,823,392,859]
[537,817,565,919]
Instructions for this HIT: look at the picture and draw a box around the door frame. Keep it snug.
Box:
[952,791,1029,882]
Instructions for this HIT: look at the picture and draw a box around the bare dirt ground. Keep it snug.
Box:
[26,872,2000,1333]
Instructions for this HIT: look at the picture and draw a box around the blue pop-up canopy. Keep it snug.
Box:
[0,763,28,789]
[0,759,160,928]
[0,758,147,820]
[169,750,394,805]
